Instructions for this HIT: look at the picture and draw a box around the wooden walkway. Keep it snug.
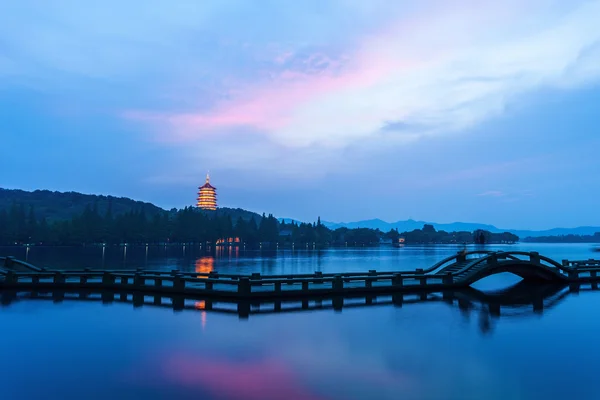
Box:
[1,251,600,302]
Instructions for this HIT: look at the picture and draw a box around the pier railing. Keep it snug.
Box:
[3,252,600,299]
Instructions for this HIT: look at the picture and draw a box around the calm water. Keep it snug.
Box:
[1,244,600,400]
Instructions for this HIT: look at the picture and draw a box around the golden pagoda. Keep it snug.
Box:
[197,173,217,210]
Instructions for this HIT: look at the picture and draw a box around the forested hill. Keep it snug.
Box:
[0,188,165,221]
[0,188,262,223]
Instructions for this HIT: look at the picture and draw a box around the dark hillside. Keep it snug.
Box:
[0,188,166,221]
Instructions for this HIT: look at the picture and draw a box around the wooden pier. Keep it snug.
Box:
[0,251,600,299]
[1,251,600,302]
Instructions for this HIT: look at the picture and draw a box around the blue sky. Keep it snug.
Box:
[1,0,600,230]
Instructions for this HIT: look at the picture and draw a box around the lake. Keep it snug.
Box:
[1,243,599,400]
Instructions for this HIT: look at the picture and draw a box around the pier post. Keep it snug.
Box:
[302,281,309,292]
[4,271,16,285]
[333,275,343,291]
[0,290,16,306]
[52,290,65,303]
[32,275,39,284]
[238,278,251,296]
[533,298,543,314]
[333,296,343,311]
[237,301,250,319]
[365,278,372,288]
[392,273,403,289]
[416,269,426,286]
[172,295,184,311]
[489,303,500,317]
[568,270,578,280]
[134,273,144,288]
[457,252,466,263]
[392,293,403,307]
[102,291,114,304]
[155,278,163,288]
[54,272,65,285]
[80,275,87,284]
[313,271,322,283]
[458,299,470,311]
[443,273,453,285]
[368,270,377,282]
[4,256,15,268]
[173,274,184,291]
[443,273,454,302]
[205,281,213,290]
[133,293,143,308]
[102,272,114,286]
[443,291,454,303]
[569,283,580,294]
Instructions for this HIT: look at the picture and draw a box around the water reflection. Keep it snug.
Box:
[0,282,587,336]
[2,284,600,400]
[195,256,214,276]
[1,243,598,276]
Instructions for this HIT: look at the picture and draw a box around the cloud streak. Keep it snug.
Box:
[124,0,600,148]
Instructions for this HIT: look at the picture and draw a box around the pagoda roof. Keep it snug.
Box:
[200,182,216,189]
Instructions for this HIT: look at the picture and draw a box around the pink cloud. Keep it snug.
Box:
[124,0,591,148]
[124,32,419,144]
[127,56,401,138]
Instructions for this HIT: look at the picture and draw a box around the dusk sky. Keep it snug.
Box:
[2,0,600,230]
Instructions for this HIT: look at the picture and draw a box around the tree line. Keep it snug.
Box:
[0,202,519,247]
[523,233,600,243]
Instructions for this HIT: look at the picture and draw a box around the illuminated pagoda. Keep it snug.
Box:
[197,173,217,210]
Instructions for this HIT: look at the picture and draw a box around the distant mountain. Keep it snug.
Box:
[322,218,600,238]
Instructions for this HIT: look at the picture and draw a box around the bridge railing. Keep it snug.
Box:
[1,268,458,297]
[399,250,494,276]
[448,251,576,282]
[1,256,43,273]
[496,251,570,273]
[562,259,600,268]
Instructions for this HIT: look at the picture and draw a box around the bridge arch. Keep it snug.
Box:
[464,261,566,285]
[449,251,570,286]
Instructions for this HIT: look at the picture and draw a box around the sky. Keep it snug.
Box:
[1,0,600,230]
